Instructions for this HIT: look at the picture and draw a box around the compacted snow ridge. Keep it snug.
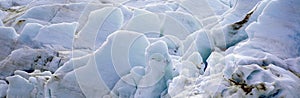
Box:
[0,0,299,98]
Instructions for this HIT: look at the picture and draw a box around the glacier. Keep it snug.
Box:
[0,0,299,98]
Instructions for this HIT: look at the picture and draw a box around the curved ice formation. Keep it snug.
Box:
[0,0,299,98]
[74,7,123,50]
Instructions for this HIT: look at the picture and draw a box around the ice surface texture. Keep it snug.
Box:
[0,0,299,98]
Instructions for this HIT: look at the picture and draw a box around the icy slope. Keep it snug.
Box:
[0,0,299,98]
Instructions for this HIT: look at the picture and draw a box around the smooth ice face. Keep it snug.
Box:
[74,7,123,50]
[18,23,43,45]
[161,12,201,40]
[0,27,18,61]
[34,22,77,50]
[124,12,161,34]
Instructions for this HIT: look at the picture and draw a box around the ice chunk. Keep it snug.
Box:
[45,54,91,98]
[75,55,111,98]
[161,35,184,56]
[46,71,85,98]
[10,70,52,98]
[17,23,43,47]
[73,30,149,97]
[76,3,113,32]
[14,3,86,32]
[110,30,149,82]
[6,75,34,98]
[0,80,8,98]
[148,35,184,56]
[160,11,201,40]
[134,40,173,97]
[124,12,161,34]
[74,7,123,50]
[0,27,18,61]
[128,33,150,67]
[166,12,201,33]
[110,66,145,97]
[161,12,201,40]
[168,52,203,97]
[34,22,77,50]
[181,32,198,60]
[0,27,18,39]
[187,52,205,75]
[0,47,60,79]
[118,5,133,25]
[204,52,225,75]
[178,0,219,27]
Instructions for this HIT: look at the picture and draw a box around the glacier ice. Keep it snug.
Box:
[0,80,7,98]
[34,22,77,50]
[134,40,174,98]
[110,66,145,97]
[0,47,61,79]
[18,23,43,47]
[6,75,33,98]
[0,0,299,98]
[125,13,161,34]
[74,7,123,50]
[0,27,18,61]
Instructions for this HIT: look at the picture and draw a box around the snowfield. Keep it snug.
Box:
[0,0,299,98]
